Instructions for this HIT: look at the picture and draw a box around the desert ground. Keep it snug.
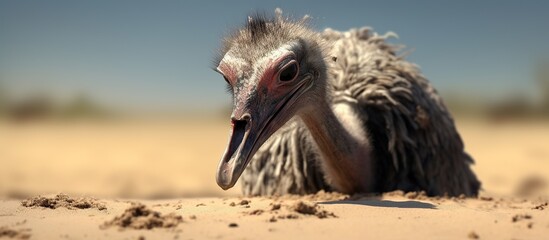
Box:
[0,117,548,239]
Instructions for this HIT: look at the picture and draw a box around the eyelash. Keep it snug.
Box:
[225,82,233,94]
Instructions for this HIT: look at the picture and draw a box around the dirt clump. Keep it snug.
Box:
[467,231,479,239]
[228,223,238,228]
[21,193,106,210]
[277,213,299,219]
[290,201,336,219]
[533,202,548,210]
[292,201,317,214]
[248,200,337,220]
[479,196,493,201]
[304,190,348,201]
[228,199,250,207]
[511,214,532,222]
[247,209,264,215]
[383,190,405,197]
[270,203,281,211]
[272,190,348,202]
[101,203,182,230]
[404,191,429,200]
[0,226,31,240]
[381,190,439,201]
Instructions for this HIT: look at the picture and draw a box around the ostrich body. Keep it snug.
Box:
[214,11,480,196]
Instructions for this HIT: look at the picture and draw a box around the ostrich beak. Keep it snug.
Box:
[216,95,298,190]
[217,104,287,190]
[216,115,256,190]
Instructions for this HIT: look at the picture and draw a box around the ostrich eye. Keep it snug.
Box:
[278,62,298,82]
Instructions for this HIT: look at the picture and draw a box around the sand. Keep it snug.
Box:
[0,118,548,239]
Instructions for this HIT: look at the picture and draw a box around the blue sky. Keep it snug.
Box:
[1,1,548,111]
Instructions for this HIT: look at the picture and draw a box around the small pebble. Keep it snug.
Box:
[467,231,479,239]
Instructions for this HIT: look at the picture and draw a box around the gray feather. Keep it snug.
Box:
[239,14,480,197]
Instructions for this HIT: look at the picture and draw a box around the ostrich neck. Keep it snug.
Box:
[299,99,375,194]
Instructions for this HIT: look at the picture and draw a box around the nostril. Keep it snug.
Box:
[225,118,248,163]
[231,113,251,123]
[232,119,248,132]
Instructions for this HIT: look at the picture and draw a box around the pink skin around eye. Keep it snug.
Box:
[259,53,297,95]
[218,63,237,85]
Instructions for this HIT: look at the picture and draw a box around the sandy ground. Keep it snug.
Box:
[0,118,548,239]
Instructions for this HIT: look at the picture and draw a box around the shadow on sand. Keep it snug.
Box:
[320,199,436,209]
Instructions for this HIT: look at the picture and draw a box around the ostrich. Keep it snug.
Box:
[214,10,480,197]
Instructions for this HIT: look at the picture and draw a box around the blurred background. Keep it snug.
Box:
[1,0,548,199]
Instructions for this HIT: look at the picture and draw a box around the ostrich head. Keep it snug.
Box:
[215,14,328,190]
